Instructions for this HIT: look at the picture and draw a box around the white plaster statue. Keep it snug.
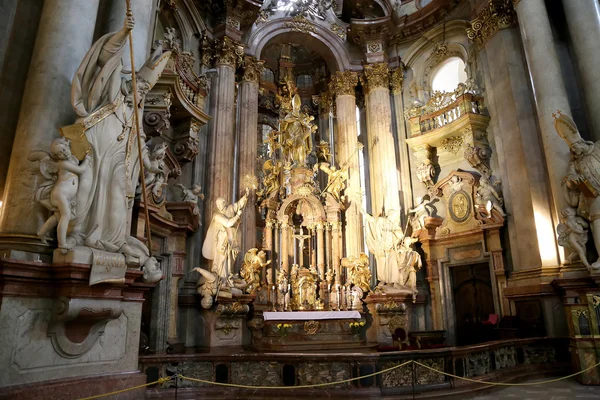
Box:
[397,237,422,294]
[476,176,505,217]
[193,267,219,309]
[555,112,600,272]
[65,15,171,258]
[143,142,168,197]
[142,257,162,283]
[416,162,435,188]
[557,207,590,270]
[408,195,435,231]
[202,189,249,284]
[29,138,91,253]
[361,208,404,288]
[175,183,204,203]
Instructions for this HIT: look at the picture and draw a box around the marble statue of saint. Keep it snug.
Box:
[66,15,171,258]
[397,237,422,293]
[555,112,600,272]
[360,208,403,287]
[202,189,249,282]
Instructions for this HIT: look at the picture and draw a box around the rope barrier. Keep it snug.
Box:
[77,358,600,399]
[78,376,171,400]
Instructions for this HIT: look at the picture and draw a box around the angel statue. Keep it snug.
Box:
[408,195,436,232]
[202,189,250,286]
[557,207,591,270]
[316,140,332,162]
[143,142,168,198]
[240,248,271,294]
[29,137,91,253]
[315,162,348,202]
[341,252,372,293]
[397,237,422,295]
[175,183,204,203]
[476,176,505,218]
[56,14,171,258]
[264,130,281,159]
[258,160,282,200]
[192,267,220,309]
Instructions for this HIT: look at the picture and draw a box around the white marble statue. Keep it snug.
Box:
[175,183,204,203]
[476,176,505,217]
[397,237,422,294]
[143,142,168,197]
[193,267,219,309]
[29,138,91,253]
[557,207,590,270]
[202,189,249,284]
[361,208,404,288]
[555,112,600,272]
[142,257,162,283]
[408,195,435,232]
[64,15,171,258]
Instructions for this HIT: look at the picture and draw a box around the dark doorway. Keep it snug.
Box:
[451,263,495,345]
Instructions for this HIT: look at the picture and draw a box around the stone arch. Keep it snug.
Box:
[157,0,207,52]
[276,194,327,225]
[246,19,356,72]
[418,43,469,92]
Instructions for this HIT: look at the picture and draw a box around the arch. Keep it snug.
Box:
[276,194,326,224]
[402,20,471,68]
[418,43,469,92]
[246,19,356,72]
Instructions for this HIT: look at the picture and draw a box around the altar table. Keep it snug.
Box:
[263,311,361,321]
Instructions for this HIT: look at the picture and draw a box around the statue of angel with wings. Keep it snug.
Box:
[315,162,348,202]
[28,137,91,252]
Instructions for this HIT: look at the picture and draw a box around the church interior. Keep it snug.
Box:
[1,0,600,398]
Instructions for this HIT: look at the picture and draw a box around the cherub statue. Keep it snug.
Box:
[175,183,204,203]
[193,267,220,309]
[316,141,332,162]
[142,257,162,283]
[408,195,435,232]
[557,207,590,270]
[476,176,505,217]
[341,252,372,293]
[258,160,282,199]
[264,130,281,158]
[28,137,91,253]
[143,142,169,197]
[240,248,271,294]
[416,161,435,188]
[315,162,348,202]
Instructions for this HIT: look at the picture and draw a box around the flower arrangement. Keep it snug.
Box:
[276,323,293,337]
[349,320,366,334]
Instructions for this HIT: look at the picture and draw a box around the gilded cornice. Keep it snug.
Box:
[241,56,264,83]
[467,0,517,47]
[360,63,390,94]
[390,68,404,95]
[214,36,244,67]
[329,71,358,97]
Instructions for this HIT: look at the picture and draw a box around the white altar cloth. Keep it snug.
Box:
[263,311,361,321]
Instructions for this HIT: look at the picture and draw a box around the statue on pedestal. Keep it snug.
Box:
[396,237,421,294]
[408,195,435,232]
[557,207,590,269]
[279,94,316,166]
[202,189,249,287]
[240,248,271,294]
[555,111,600,272]
[476,176,505,218]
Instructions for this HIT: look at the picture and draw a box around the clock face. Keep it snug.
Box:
[448,190,471,223]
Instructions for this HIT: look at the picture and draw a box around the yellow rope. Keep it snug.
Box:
[78,376,171,400]
[179,360,413,389]
[413,359,600,387]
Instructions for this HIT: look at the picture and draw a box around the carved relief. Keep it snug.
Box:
[163,362,212,388]
[231,362,281,386]
[297,362,350,388]
[467,0,517,47]
[465,351,491,377]
[214,37,244,67]
[242,55,264,83]
[494,346,517,370]
[381,361,412,387]
[440,136,464,155]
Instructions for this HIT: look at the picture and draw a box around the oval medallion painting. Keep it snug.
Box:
[449,190,471,223]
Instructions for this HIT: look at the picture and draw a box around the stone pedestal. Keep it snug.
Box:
[200,295,253,348]
[365,292,413,346]
[0,257,153,397]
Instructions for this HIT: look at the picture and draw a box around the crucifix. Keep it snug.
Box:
[293,227,311,267]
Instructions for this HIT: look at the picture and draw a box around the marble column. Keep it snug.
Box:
[329,71,363,258]
[205,37,239,233]
[238,56,263,260]
[562,0,600,140]
[361,63,401,215]
[514,0,572,222]
[103,0,155,71]
[473,12,560,270]
[390,68,413,225]
[0,0,100,246]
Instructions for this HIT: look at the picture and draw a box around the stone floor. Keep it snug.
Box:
[471,378,600,399]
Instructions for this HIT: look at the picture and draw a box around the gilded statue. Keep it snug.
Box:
[29,138,92,253]
[258,159,282,199]
[240,248,271,294]
[316,140,332,162]
[315,162,348,202]
[264,130,281,158]
[341,253,372,293]
[279,94,316,166]
[202,189,249,285]
[275,76,297,116]
[555,111,600,272]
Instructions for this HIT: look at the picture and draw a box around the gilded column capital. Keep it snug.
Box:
[241,55,264,83]
[215,36,244,68]
[360,63,390,94]
[390,68,404,95]
[467,0,517,47]
[328,71,359,97]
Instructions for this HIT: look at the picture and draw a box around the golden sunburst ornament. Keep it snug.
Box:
[242,174,259,191]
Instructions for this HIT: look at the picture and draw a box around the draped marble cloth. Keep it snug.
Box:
[363,214,402,285]
[68,32,143,252]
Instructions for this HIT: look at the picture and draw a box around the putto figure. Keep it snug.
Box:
[29,138,91,253]
[557,207,590,269]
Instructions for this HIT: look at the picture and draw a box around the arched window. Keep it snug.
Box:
[261,68,275,83]
[431,57,467,93]
[296,74,313,89]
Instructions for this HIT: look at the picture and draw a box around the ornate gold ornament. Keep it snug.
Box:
[214,37,244,67]
[390,68,404,95]
[449,190,471,222]
[329,71,358,97]
[242,56,264,83]
[440,136,464,155]
[330,23,346,40]
[361,63,390,94]
[467,0,517,47]
[341,253,372,293]
[284,15,316,34]
[304,320,320,335]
